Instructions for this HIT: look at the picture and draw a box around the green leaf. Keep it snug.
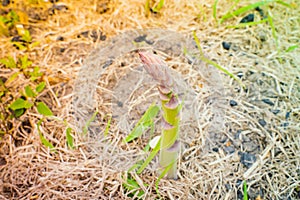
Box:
[267,12,277,46]
[37,120,55,151]
[14,108,25,117]
[82,111,98,135]
[29,41,40,49]
[152,0,164,12]
[0,21,9,36]
[137,138,161,174]
[0,56,17,68]
[9,98,33,110]
[6,10,19,28]
[155,161,174,198]
[6,72,20,85]
[39,133,55,150]
[144,0,150,17]
[21,30,32,43]
[104,115,112,137]
[125,103,159,143]
[19,55,32,69]
[36,102,53,116]
[123,175,145,198]
[29,66,43,81]
[286,45,298,52]
[213,0,219,22]
[66,127,74,149]
[243,181,248,200]
[25,85,36,98]
[36,82,46,93]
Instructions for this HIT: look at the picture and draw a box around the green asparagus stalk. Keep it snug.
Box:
[138,51,180,179]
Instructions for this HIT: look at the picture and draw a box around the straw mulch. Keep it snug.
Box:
[0,0,299,199]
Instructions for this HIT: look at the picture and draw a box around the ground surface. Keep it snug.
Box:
[0,0,299,199]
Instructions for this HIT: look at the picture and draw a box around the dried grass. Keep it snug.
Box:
[0,0,299,199]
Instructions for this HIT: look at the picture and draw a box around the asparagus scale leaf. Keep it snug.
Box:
[138,51,180,179]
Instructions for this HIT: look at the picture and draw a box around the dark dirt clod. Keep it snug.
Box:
[134,34,153,45]
[237,190,244,200]
[230,100,238,107]
[255,7,265,18]
[117,101,123,107]
[239,152,257,168]
[0,76,7,83]
[222,41,231,50]
[240,13,254,23]
[2,0,9,6]
[0,157,6,166]
[134,34,147,43]
[262,98,274,106]
[258,119,266,127]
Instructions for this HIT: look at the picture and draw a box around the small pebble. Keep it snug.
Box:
[222,41,231,50]
[225,184,232,191]
[271,109,280,115]
[237,71,244,78]
[224,146,235,154]
[117,101,123,107]
[258,119,267,127]
[234,130,242,139]
[239,152,256,168]
[285,111,291,120]
[230,100,238,107]
[212,147,219,152]
[237,190,244,200]
[243,141,258,152]
[236,179,243,187]
[56,36,64,41]
[262,99,274,106]
[240,13,255,23]
[281,122,289,127]
[134,34,147,43]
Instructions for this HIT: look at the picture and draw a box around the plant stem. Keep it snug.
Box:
[138,51,180,179]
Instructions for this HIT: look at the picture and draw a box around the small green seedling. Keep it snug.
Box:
[145,0,165,16]
[82,110,98,135]
[192,31,245,89]
[125,103,159,143]
[0,55,74,149]
[123,174,146,199]
[243,180,248,200]
[219,0,291,24]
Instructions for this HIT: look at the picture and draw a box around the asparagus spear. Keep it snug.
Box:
[138,51,180,179]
